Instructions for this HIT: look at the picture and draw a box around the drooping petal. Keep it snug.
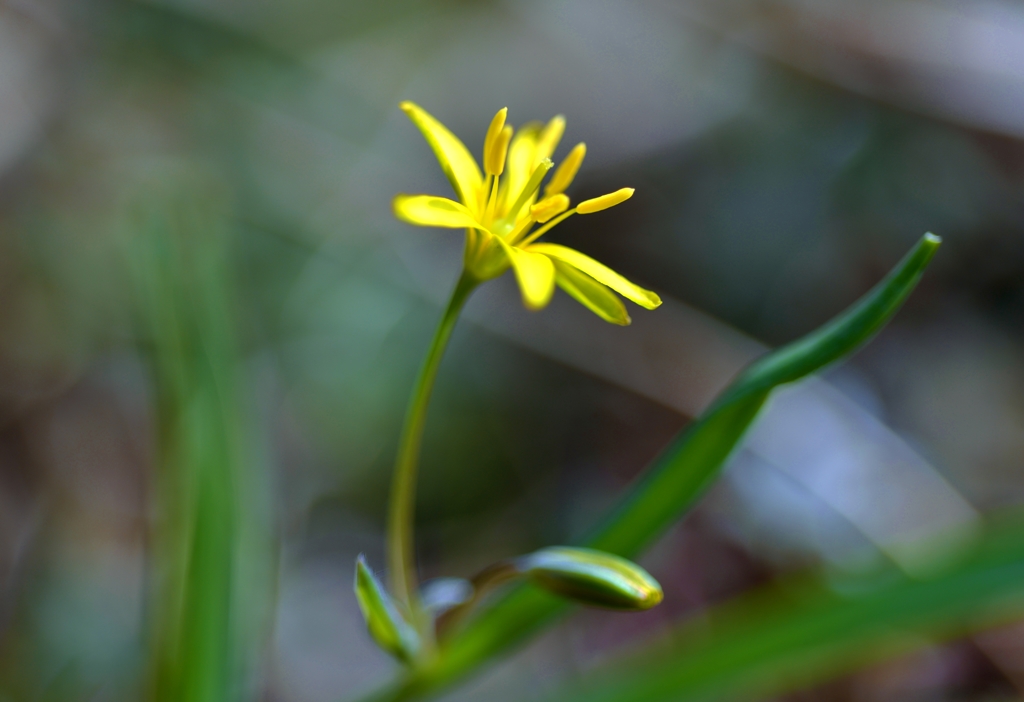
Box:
[553,260,630,325]
[494,238,556,310]
[527,243,661,309]
[400,102,483,208]
[393,195,488,230]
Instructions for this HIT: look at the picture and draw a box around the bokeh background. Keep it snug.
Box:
[1,0,1023,700]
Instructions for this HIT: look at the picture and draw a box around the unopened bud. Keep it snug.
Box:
[354,555,421,663]
[519,546,663,610]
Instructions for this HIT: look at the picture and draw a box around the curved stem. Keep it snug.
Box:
[436,560,522,638]
[388,271,479,614]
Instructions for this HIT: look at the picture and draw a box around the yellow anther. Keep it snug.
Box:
[545,143,586,196]
[485,125,512,177]
[577,187,634,214]
[536,115,566,161]
[483,108,509,176]
[530,194,570,223]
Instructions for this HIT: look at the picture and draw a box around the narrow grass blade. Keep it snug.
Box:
[370,233,941,701]
[130,181,252,702]
[555,514,1024,702]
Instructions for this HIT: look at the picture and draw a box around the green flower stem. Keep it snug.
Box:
[388,271,479,614]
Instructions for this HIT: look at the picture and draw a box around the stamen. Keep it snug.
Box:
[545,143,586,196]
[529,194,570,224]
[577,188,634,214]
[518,208,577,247]
[485,125,513,178]
[505,217,534,245]
[483,108,508,176]
[507,158,553,219]
[484,172,501,219]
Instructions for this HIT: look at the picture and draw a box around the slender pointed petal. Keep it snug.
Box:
[553,260,630,325]
[400,102,483,206]
[393,195,489,230]
[494,238,556,309]
[528,243,661,309]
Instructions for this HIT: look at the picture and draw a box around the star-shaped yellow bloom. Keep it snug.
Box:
[393,102,662,325]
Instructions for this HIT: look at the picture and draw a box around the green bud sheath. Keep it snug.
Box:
[519,546,663,610]
[354,555,421,663]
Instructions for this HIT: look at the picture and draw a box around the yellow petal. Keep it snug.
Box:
[400,102,483,207]
[527,243,661,309]
[535,115,565,162]
[501,122,541,215]
[545,143,586,196]
[577,188,634,214]
[494,238,556,310]
[553,260,630,325]
[393,195,487,230]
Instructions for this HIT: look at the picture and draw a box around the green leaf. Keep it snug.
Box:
[355,556,422,664]
[554,515,1024,702]
[361,233,941,701]
[131,185,249,702]
[519,547,662,611]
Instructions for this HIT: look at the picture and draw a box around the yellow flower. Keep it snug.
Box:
[393,102,662,325]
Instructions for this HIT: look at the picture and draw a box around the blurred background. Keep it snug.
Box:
[0,0,1023,700]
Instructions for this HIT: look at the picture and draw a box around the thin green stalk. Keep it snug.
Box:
[388,272,479,612]
[351,234,941,702]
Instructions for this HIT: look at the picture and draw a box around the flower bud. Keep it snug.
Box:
[354,555,421,662]
[518,546,663,610]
